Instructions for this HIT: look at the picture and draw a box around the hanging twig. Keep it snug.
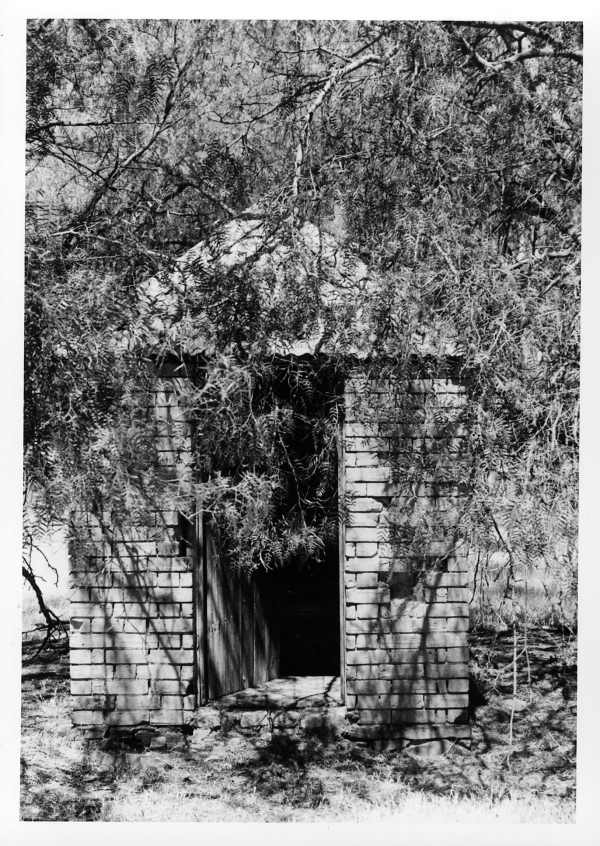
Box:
[524,570,532,694]
[507,579,518,765]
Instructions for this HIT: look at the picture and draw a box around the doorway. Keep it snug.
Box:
[194,359,344,703]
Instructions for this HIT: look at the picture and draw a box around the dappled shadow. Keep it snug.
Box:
[20,623,576,820]
[342,363,474,750]
[228,629,575,805]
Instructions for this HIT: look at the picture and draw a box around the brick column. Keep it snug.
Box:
[343,372,471,749]
[69,378,197,733]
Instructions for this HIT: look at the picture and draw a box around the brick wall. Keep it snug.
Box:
[69,380,197,733]
[69,367,472,743]
[342,372,472,745]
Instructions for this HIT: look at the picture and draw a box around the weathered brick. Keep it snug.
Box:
[156,572,178,588]
[347,511,380,528]
[70,617,91,634]
[71,710,105,726]
[363,482,397,497]
[445,647,469,662]
[345,437,390,454]
[346,618,385,635]
[110,603,145,618]
[354,632,466,650]
[69,587,91,603]
[448,678,469,693]
[148,648,193,664]
[153,587,192,603]
[70,664,107,680]
[348,679,443,695]
[73,694,117,710]
[422,694,468,709]
[346,587,390,605]
[390,616,469,633]
[352,660,469,680]
[347,467,392,483]
[92,617,145,634]
[346,560,382,577]
[153,601,193,618]
[355,572,380,588]
[147,633,181,649]
[70,680,92,695]
[150,617,194,634]
[105,709,150,725]
[357,708,391,725]
[105,649,147,664]
[115,694,152,709]
[447,587,469,601]
[357,693,426,710]
[70,649,93,664]
[158,694,195,711]
[149,680,189,695]
[347,648,437,665]
[346,451,380,467]
[150,708,186,725]
[113,665,137,679]
[346,527,387,543]
[426,602,469,618]
[70,602,113,619]
[356,603,391,619]
[148,663,193,681]
[354,542,379,557]
[92,679,148,695]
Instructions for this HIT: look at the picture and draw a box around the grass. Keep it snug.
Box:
[468,555,577,634]
[22,588,69,636]
[20,621,577,823]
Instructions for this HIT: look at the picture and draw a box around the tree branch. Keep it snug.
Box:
[292,42,402,197]
[64,58,191,244]
[448,22,582,69]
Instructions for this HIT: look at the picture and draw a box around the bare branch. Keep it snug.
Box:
[64,58,191,243]
[292,42,402,198]
[448,22,582,69]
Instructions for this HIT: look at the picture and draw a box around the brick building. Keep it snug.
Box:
[69,218,472,750]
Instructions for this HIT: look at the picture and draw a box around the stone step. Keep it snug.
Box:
[189,703,347,746]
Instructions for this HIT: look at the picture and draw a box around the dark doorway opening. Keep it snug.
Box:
[196,358,343,701]
[256,538,340,677]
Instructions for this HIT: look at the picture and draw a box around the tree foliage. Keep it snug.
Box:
[25,20,581,627]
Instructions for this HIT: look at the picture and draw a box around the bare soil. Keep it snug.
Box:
[20,625,576,822]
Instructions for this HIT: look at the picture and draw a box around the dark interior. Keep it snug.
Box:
[253,359,341,677]
[256,539,340,676]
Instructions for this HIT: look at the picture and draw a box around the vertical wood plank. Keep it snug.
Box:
[205,520,246,699]
[194,494,206,705]
[252,581,265,686]
[240,573,254,689]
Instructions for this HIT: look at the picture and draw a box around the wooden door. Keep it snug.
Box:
[202,519,277,700]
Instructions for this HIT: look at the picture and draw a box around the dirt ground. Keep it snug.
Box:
[20,626,576,822]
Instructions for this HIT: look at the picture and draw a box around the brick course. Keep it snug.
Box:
[69,380,197,732]
[342,373,470,743]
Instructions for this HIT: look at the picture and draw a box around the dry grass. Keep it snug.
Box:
[469,556,577,634]
[20,624,576,823]
[22,588,69,636]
